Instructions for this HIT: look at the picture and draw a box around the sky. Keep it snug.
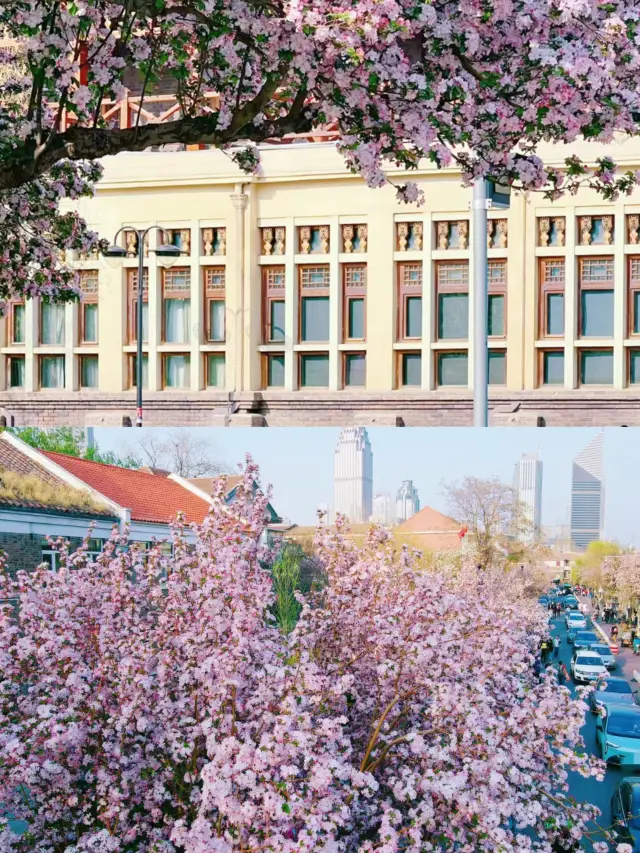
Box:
[93,427,640,545]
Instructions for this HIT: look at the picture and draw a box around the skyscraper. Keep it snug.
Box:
[570,432,605,549]
[371,492,395,525]
[513,450,543,541]
[395,480,420,522]
[333,428,373,523]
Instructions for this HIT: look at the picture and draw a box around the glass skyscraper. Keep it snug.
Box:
[570,432,605,549]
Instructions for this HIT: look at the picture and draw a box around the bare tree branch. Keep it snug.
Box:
[442,476,544,569]
[125,430,232,478]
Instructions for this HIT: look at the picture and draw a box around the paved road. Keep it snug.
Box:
[550,594,639,848]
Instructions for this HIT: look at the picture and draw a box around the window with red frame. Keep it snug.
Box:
[127,268,149,343]
[397,262,423,340]
[262,266,286,343]
[343,265,366,341]
[539,259,565,337]
[204,267,226,342]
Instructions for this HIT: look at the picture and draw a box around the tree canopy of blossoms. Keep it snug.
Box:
[602,553,640,608]
[0,460,628,853]
[4,0,640,302]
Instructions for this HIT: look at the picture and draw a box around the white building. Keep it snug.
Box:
[513,450,543,541]
[570,432,605,549]
[333,428,373,524]
[371,492,395,525]
[395,480,420,523]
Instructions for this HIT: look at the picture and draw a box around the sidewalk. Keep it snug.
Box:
[584,601,640,685]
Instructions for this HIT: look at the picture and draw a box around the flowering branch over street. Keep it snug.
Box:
[3,0,640,301]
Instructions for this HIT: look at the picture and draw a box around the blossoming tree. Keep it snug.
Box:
[3,0,640,303]
[602,554,640,612]
[0,462,627,852]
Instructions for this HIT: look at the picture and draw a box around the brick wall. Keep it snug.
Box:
[1,392,639,427]
[0,533,85,574]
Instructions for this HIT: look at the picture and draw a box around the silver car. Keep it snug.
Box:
[590,676,637,714]
[589,642,616,670]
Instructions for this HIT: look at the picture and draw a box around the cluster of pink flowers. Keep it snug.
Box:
[602,554,640,607]
[0,160,106,307]
[4,0,640,301]
[0,461,627,852]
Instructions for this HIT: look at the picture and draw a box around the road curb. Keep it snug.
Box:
[592,621,610,644]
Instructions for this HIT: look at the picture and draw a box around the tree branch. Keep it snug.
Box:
[0,78,318,192]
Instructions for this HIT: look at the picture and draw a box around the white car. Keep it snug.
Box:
[566,611,587,630]
[571,651,608,684]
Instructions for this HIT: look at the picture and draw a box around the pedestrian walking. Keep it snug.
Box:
[554,636,561,658]
[612,625,619,641]
[533,657,542,679]
[558,663,568,685]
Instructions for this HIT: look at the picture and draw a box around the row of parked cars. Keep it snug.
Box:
[542,588,640,850]
[539,590,581,611]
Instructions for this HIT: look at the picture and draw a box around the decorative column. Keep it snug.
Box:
[24,300,37,392]
[230,185,248,392]
[613,205,625,389]
[421,216,434,390]
[366,212,395,390]
[189,218,202,391]
[147,228,161,392]
[283,219,296,390]
[65,302,76,391]
[563,207,577,389]
[328,216,341,391]
[0,308,5,393]
[98,261,126,393]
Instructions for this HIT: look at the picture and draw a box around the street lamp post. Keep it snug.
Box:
[104,226,185,427]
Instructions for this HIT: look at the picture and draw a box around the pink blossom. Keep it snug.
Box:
[0,462,611,851]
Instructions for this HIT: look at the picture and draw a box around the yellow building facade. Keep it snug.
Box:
[2,138,640,426]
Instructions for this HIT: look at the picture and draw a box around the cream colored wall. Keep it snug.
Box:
[3,140,640,397]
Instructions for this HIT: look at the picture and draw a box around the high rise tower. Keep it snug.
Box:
[333,428,373,523]
[371,492,395,524]
[570,432,605,548]
[513,450,543,541]
[395,480,420,522]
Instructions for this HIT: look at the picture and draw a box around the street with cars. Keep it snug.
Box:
[541,587,640,850]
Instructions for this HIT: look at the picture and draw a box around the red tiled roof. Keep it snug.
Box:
[395,506,460,534]
[41,452,212,525]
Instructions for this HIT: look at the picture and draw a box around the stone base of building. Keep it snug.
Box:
[1,390,638,427]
